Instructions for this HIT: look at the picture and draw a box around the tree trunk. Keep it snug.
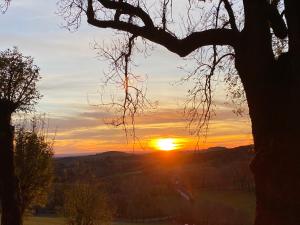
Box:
[251,142,300,225]
[237,51,300,225]
[0,112,22,225]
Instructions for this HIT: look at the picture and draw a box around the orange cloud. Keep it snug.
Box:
[49,106,252,155]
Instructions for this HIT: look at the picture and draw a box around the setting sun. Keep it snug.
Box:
[153,138,180,151]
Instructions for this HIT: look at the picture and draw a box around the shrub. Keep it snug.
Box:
[63,182,112,225]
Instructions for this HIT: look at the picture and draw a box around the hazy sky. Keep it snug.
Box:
[0,0,252,155]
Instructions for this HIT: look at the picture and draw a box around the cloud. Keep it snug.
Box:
[2,0,252,155]
[44,106,251,154]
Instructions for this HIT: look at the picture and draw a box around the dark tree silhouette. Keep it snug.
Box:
[58,1,300,224]
[0,48,41,225]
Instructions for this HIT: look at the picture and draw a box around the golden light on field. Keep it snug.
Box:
[152,138,183,151]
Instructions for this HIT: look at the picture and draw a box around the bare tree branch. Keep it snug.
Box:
[92,35,155,143]
[96,0,154,27]
[222,0,238,31]
[268,1,287,39]
[0,0,10,13]
[85,0,239,57]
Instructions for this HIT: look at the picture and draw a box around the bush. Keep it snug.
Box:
[63,182,112,225]
[15,116,54,216]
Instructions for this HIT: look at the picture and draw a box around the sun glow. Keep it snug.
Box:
[153,138,181,151]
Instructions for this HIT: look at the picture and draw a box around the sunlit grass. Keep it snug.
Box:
[23,191,255,225]
[196,190,255,214]
[24,216,171,225]
[24,216,65,225]
[194,190,255,224]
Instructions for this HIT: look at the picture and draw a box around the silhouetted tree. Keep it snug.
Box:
[15,117,54,218]
[58,1,300,224]
[0,47,41,225]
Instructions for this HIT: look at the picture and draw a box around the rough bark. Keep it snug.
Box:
[250,66,300,225]
[251,141,300,225]
[236,48,300,225]
[0,111,22,225]
[232,1,300,223]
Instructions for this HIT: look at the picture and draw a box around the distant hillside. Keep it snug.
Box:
[48,145,255,222]
[95,151,131,157]
[54,145,254,181]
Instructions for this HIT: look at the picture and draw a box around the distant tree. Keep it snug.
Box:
[63,182,112,225]
[0,47,41,225]
[58,1,300,224]
[14,117,54,218]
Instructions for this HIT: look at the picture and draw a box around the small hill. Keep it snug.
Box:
[95,150,131,157]
[48,145,255,223]
[54,145,254,181]
[207,146,229,152]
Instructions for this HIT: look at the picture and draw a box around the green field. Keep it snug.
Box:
[191,190,255,225]
[24,217,170,225]
[24,216,65,225]
[196,190,256,216]
[24,190,255,225]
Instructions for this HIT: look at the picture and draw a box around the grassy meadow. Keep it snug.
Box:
[24,190,255,225]
[24,216,65,225]
[24,217,171,225]
[24,146,255,225]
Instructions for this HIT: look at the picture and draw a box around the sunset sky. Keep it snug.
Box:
[0,0,253,155]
